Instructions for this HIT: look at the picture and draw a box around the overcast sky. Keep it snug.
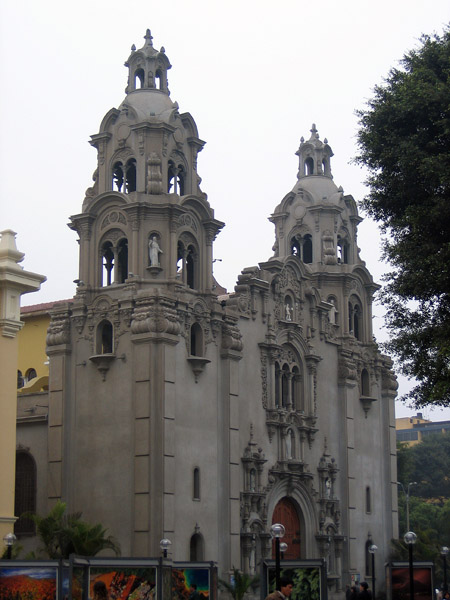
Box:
[1,0,449,420]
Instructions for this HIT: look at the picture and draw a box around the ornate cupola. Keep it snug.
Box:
[125,29,171,94]
[69,30,223,296]
[296,123,333,178]
[270,124,362,269]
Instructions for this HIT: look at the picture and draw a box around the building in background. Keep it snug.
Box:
[396,413,450,446]
[14,31,398,597]
[0,229,45,544]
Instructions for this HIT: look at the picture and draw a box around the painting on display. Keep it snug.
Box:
[391,566,433,600]
[89,567,156,600]
[172,568,210,600]
[0,566,57,600]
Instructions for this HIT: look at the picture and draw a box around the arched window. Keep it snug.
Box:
[292,366,301,411]
[303,234,313,263]
[112,162,124,192]
[97,320,113,354]
[348,296,363,340]
[117,238,128,283]
[361,369,370,396]
[177,164,185,196]
[14,452,36,536]
[168,161,186,195]
[17,370,24,389]
[25,368,37,383]
[186,245,196,289]
[155,69,163,90]
[275,362,281,408]
[305,157,314,175]
[190,533,204,561]
[193,467,200,500]
[281,364,289,408]
[190,323,204,357]
[125,159,137,193]
[101,241,114,286]
[135,68,145,89]
[337,236,349,264]
[291,236,300,256]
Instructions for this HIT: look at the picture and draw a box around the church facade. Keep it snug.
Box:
[19,30,399,595]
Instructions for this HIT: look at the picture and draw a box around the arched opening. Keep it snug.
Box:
[292,366,301,411]
[112,162,124,192]
[125,159,137,193]
[349,297,363,340]
[101,241,114,286]
[177,164,185,195]
[272,497,301,559]
[155,69,163,90]
[281,364,289,408]
[275,362,281,408]
[303,235,313,263]
[186,246,196,289]
[190,533,204,561]
[305,157,314,175]
[337,237,349,264]
[361,369,370,396]
[97,320,113,354]
[25,368,37,383]
[190,323,204,357]
[168,160,175,192]
[14,452,36,536]
[17,370,24,389]
[193,467,200,500]
[135,68,145,89]
[291,236,300,256]
[118,239,128,283]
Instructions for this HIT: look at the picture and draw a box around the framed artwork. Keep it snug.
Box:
[172,567,210,600]
[0,565,58,600]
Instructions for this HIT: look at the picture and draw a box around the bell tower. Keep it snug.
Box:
[69,29,223,294]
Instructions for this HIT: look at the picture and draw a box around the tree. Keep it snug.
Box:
[355,27,450,408]
[27,500,120,558]
[219,567,260,600]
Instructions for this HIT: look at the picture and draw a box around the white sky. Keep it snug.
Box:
[1,0,449,421]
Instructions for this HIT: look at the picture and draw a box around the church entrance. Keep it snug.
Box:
[272,497,301,559]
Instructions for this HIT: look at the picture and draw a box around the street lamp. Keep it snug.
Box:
[369,544,378,599]
[441,546,449,593]
[397,482,417,533]
[404,531,417,600]
[3,533,16,559]
[280,542,288,560]
[270,523,286,592]
[159,538,172,558]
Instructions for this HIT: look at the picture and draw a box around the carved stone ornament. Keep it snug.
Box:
[147,152,163,194]
[178,213,198,233]
[101,212,127,230]
[221,322,243,351]
[47,312,71,346]
[131,297,180,335]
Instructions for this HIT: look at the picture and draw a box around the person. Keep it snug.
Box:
[265,576,294,600]
[92,580,108,600]
[346,585,358,600]
[358,581,372,600]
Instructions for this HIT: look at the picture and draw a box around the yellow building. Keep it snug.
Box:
[396,412,450,445]
[17,303,53,394]
[0,230,45,545]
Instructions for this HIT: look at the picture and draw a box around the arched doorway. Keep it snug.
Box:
[272,497,301,559]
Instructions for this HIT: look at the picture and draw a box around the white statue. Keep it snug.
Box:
[285,304,292,321]
[149,236,162,266]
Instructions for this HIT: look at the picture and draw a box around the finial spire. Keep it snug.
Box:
[144,29,153,47]
[310,123,319,140]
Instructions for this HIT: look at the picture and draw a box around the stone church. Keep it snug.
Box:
[20,30,399,595]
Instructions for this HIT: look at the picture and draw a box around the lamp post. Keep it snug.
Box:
[441,546,449,593]
[397,482,417,533]
[280,542,288,560]
[2,533,16,559]
[270,523,286,592]
[159,538,172,558]
[404,531,417,600]
[369,544,378,600]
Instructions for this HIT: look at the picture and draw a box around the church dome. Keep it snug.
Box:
[118,89,177,123]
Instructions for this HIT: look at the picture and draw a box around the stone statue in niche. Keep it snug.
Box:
[149,236,163,266]
[328,298,337,324]
[285,304,292,321]
[285,432,292,459]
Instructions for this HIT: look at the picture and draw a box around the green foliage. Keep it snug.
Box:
[289,567,320,600]
[355,26,450,408]
[397,434,450,500]
[218,567,260,600]
[27,500,120,559]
